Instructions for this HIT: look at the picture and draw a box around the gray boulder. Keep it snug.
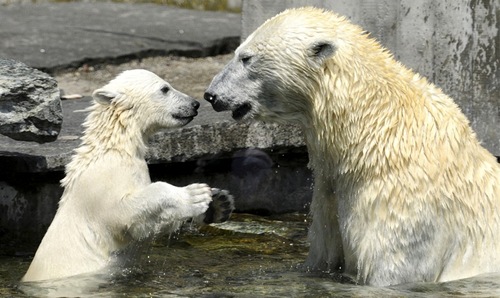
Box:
[0,59,62,143]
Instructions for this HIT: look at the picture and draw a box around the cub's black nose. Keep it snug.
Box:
[204,92,216,103]
[192,101,200,110]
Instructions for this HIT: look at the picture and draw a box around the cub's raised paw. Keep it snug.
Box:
[182,183,212,218]
[203,189,235,224]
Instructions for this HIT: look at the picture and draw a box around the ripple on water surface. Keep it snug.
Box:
[2,213,500,297]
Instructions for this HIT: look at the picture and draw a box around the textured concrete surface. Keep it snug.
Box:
[0,2,241,72]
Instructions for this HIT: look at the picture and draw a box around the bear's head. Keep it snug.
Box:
[92,69,199,133]
[205,7,373,125]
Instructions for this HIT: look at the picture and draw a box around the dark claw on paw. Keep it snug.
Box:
[203,188,235,224]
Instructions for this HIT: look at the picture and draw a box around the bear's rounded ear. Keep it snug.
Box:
[309,41,336,66]
[92,89,120,106]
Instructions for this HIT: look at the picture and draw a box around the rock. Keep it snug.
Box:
[0,59,62,143]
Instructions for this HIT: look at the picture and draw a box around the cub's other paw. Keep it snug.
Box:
[203,189,235,224]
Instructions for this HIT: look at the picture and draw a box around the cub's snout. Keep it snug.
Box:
[184,99,200,116]
[172,97,200,125]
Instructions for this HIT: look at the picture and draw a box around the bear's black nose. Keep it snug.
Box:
[192,101,200,110]
[204,92,216,103]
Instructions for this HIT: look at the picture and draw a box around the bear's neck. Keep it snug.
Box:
[303,53,428,181]
[62,104,148,187]
[81,104,147,157]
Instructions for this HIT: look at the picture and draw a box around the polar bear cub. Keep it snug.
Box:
[22,69,234,282]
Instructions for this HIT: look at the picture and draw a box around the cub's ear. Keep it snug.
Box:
[309,41,336,66]
[92,88,120,106]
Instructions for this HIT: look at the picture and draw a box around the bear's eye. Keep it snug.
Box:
[161,86,170,94]
[240,56,252,66]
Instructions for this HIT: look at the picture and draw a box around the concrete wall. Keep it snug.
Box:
[242,0,500,156]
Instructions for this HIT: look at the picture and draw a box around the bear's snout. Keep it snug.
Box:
[204,92,216,103]
[204,92,229,112]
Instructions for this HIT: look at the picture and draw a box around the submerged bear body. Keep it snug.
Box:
[205,7,500,286]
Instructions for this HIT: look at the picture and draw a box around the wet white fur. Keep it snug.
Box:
[23,70,212,282]
[208,7,500,286]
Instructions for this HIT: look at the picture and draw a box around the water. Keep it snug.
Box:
[2,213,500,297]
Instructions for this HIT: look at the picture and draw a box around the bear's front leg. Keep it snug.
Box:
[305,179,344,273]
[163,183,214,220]
[124,182,212,239]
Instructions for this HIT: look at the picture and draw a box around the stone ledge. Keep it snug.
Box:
[0,96,306,174]
[0,122,306,174]
[148,121,306,164]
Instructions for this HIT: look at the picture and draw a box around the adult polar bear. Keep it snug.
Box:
[23,70,233,282]
[204,7,500,286]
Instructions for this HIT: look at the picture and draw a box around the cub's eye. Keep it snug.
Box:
[161,86,170,94]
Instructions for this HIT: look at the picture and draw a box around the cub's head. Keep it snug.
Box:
[92,69,199,132]
[204,7,363,124]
